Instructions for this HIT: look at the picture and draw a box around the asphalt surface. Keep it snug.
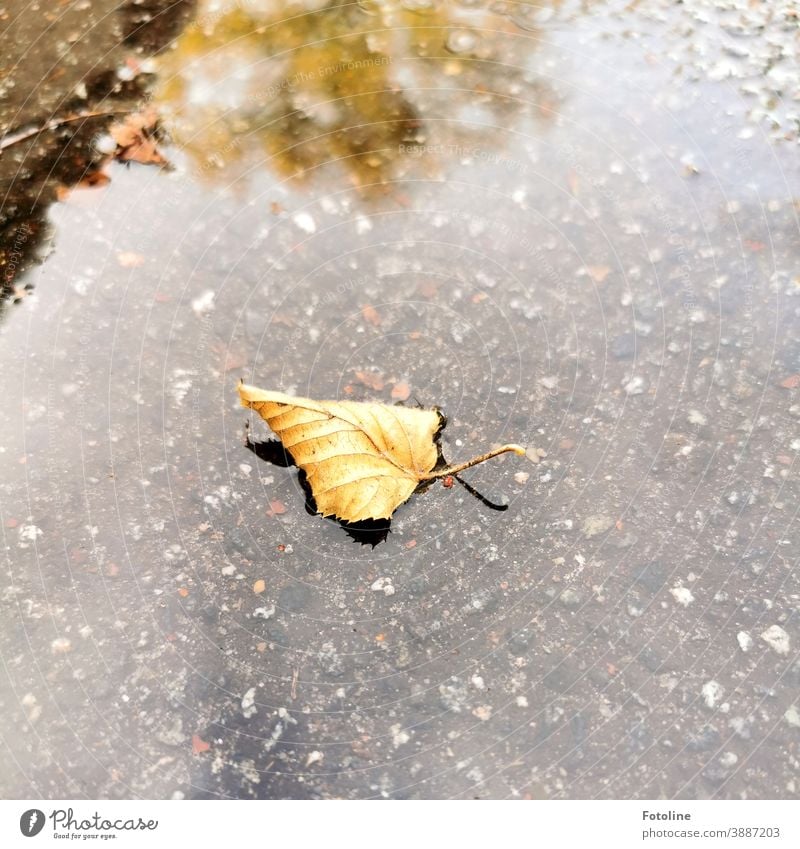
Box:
[1,0,799,799]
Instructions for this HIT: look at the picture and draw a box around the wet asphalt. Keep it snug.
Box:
[1,0,799,799]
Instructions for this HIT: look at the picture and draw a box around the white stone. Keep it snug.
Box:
[51,637,72,654]
[670,586,695,607]
[293,212,316,234]
[784,705,800,729]
[191,290,215,315]
[624,376,646,395]
[390,724,411,748]
[760,624,791,655]
[241,687,258,718]
[702,680,724,709]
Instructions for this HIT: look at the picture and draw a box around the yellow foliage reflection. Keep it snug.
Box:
[155,0,560,193]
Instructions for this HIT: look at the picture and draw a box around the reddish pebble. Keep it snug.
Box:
[391,381,411,401]
[267,499,287,517]
[192,734,211,755]
[442,476,454,488]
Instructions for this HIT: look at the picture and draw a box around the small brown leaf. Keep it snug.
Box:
[354,370,384,391]
[361,304,382,326]
[109,107,167,166]
[391,381,411,401]
[567,169,580,196]
[780,374,800,389]
[416,281,438,299]
[239,384,526,522]
[191,734,211,754]
[585,265,611,283]
[116,251,145,268]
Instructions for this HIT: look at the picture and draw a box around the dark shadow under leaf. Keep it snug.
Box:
[244,429,391,546]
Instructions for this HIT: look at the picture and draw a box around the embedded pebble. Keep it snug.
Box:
[17,524,43,547]
[241,687,258,718]
[760,625,791,655]
[582,514,614,538]
[391,724,411,748]
[446,29,478,55]
[371,577,395,596]
[51,637,72,654]
[293,212,316,234]
[624,376,646,395]
[191,290,215,315]
[702,680,724,709]
[784,705,800,729]
[670,586,695,607]
[559,588,583,608]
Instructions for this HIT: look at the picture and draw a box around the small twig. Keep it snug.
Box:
[419,444,526,480]
[0,109,130,154]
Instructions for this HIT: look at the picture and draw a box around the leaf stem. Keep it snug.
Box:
[419,444,526,480]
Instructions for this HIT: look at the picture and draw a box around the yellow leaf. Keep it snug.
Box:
[238,384,526,523]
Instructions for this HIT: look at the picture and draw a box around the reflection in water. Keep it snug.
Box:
[0,0,196,318]
[155,0,558,191]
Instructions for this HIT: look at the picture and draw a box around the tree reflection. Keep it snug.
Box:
[155,0,559,192]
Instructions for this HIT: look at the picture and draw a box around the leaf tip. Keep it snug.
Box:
[237,382,254,408]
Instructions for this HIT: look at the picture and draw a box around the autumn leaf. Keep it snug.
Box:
[116,251,145,268]
[354,369,384,391]
[238,384,526,522]
[584,265,611,283]
[191,734,211,755]
[391,381,411,401]
[361,304,382,326]
[109,106,168,166]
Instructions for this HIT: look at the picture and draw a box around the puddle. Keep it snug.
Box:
[1,0,799,801]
